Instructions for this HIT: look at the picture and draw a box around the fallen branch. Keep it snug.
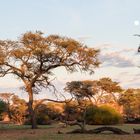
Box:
[133,128,140,134]
[90,127,130,135]
[67,126,130,135]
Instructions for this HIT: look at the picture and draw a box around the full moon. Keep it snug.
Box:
[134,20,139,26]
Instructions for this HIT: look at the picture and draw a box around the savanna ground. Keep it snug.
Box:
[0,124,139,140]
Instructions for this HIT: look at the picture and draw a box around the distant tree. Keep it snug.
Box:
[65,80,95,102]
[0,31,99,128]
[93,78,122,105]
[118,88,140,120]
[65,78,122,105]
[10,95,27,125]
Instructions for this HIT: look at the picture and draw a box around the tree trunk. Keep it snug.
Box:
[133,128,140,134]
[28,101,37,129]
[81,109,87,132]
[28,87,37,129]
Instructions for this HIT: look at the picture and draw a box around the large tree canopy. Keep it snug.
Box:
[0,32,99,91]
[65,78,122,105]
[0,31,100,128]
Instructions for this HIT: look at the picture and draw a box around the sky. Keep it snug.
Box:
[0,0,140,99]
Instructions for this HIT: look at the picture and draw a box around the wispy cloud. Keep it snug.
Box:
[100,52,135,67]
[113,67,140,88]
[99,45,138,68]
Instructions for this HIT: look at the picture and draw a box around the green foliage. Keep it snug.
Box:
[37,115,51,125]
[0,99,7,114]
[64,101,81,121]
[86,105,123,125]
[0,99,7,120]
[35,104,52,125]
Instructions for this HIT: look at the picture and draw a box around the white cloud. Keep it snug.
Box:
[98,45,138,68]
[0,75,23,88]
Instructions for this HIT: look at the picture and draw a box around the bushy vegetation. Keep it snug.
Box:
[10,95,27,125]
[0,99,7,120]
[118,89,140,122]
[86,105,123,125]
[37,115,51,125]
[35,104,51,125]
[64,101,80,121]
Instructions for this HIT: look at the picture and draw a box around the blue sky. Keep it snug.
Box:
[0,0,140,99]
[0,0,140,44]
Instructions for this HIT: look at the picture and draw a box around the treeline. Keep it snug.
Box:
[0,93,123,126]
[0,80,140,127]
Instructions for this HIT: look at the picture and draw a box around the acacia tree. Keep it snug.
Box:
[118,88,140,120]
[65,78,122,105]
[0,31,99,129]
[64,81,95,131]
[93,78,122,105]
[64,78,122,131]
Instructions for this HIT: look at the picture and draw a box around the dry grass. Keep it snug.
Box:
[0,124,139,140]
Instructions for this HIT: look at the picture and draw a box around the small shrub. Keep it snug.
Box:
[86,105,123,125]
[0,100,7,121]
[37,115,51,125]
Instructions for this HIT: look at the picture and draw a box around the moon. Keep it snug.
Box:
[134,20,139,26]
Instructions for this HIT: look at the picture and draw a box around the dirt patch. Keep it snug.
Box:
[0,127,59,139]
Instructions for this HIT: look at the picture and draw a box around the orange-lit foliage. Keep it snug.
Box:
[119,88,140,120]
[10,95,27,125]
[0,31,100,128]
[65,78,122,105]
